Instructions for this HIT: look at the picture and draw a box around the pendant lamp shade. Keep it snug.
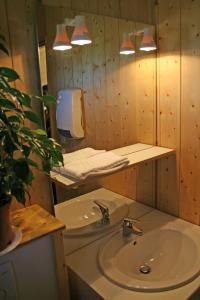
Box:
[120,33,135,55]
[139,28,156,51]
[53,24,72,51]
[71,16,92,45]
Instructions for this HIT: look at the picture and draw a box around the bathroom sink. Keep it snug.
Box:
[55,197,128,236]
[98,226,200,291]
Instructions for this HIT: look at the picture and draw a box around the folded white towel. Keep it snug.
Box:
[59,151,129,180]
[62,147,105,164]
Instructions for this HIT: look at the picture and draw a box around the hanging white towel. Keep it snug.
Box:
[58,151,129,180]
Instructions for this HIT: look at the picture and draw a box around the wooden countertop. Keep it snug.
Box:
[12,204,65,246]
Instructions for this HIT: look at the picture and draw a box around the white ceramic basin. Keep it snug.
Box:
[55,197,128,236]
[98,226,200,291]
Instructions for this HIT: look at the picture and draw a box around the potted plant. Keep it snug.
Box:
[0,35,63,251]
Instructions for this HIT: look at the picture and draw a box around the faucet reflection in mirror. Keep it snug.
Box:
[53,15,92,51]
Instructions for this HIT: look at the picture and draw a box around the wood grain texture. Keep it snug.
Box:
[0,0,12,68]
[0,0,53,212]
[44,8,156,201]
[156,0,180,217]
[42,0,154,24]
[179,0,200,224]
[156,0,200,225]
[12,204,65,246]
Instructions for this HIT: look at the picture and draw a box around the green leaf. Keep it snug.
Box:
[13,158,29,181]
[26,170,34,184]
[0,110,11,125]
[7,115,21,123]
[11,183,26,205]
[0,35,6,41]
[22,145,31,157]
[2,132,18,154]
[20,127,33,136]
[42,159,51,173]
[0,67,19,81]
[24,111,42,126]
[21,93,32,108]
[33,129,47,136]
[0,42,9,56]
[27,159,38,168]
[2,87,30,108]
[0,98,17,110]
[37,95,56,104]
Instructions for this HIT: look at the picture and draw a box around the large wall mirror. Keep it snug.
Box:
[38,4,157,206]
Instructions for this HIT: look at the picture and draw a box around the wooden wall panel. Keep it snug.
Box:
[0,0,53,212]
[42,0,154,24]
[180,0,200,224]
[156,0,200,225]
[100,19,137,200]
[90,15,106,148]
[119,0,155,24]
[134,22,156,206]
[156,0,180,217]
[38,0,200,224]
[0,0,12,68]
[44,8,156,202]
[1,0,156,212]
[104,16,121,149]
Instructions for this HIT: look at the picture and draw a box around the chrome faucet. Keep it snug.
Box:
[93,200,110,225]
[122,218,143,237]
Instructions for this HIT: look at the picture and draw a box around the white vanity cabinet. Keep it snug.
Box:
[0,205,70,300]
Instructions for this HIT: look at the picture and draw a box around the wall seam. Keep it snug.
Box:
[179,0,182,218]
[4,0,15,80]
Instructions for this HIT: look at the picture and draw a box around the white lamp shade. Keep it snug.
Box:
[139,28,156,51]
[71,16,92,46]
[120,33,135,55]
[53,24,72,51]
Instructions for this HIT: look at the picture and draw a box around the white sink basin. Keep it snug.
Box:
[98,225,200,291]
[55,197,128,236]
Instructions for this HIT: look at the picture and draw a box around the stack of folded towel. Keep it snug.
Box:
[54,147,129,180]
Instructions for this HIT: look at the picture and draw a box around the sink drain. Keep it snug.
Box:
[139,264,151,274]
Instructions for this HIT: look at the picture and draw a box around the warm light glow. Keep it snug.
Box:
[120,50,135,55]
[53,24,72,51]
[71,39,92,46]
[53,45,72,51]
[139,28,156,52]
[140,46,157,52]
[71,16,92,46]
[120,33,135,55]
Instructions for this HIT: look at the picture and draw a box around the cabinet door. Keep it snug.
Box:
[0,262,18,300]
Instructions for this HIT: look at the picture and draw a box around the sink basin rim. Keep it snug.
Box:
[98,227,200,292]
[55,197,129,237]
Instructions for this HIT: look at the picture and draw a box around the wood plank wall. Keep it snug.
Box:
[0,0,53,212]
[1,0,199,226]
[44,6,156,204]
[42,0,154,24]
[156,0,200,225]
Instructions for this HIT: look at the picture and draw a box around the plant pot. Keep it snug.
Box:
[0,201,14,252]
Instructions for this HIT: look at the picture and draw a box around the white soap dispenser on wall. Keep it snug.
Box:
[56,88,84,139]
